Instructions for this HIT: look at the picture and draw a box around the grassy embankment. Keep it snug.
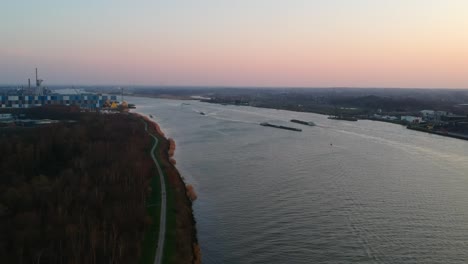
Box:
[139,145,177,264]
[139,135,162,264]
[138,115,199,264]
[148,122,179,264]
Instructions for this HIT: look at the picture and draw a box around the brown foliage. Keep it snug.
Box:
[168,138,176,157]
[0,111,154,263]
[141,115,165,137]
[145,121,199,264]
[186,185,198,202]
[130,113,200,264]
[193,243,202,264]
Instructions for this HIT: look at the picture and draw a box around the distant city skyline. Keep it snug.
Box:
[1,0,468,88]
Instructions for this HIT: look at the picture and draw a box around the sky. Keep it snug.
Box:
[1,0,468,88]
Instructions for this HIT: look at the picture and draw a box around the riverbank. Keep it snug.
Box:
[363,117,468,141]
[407,125,468,141]
[134,113,201,264]
[202,100,468,142]
[126,96,468,263]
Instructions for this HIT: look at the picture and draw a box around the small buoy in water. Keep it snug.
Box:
[330,143,333,146]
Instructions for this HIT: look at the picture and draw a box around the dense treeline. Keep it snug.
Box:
[0,109,155,263]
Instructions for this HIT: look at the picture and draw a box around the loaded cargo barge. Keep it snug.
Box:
[328,116,358,121]
[290,119,315,126]
[260,122,302,132]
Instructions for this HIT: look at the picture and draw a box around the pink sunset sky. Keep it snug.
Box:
[1,0,468,88]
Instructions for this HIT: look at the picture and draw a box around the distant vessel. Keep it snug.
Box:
[260,122,302,132]
[149,114,153,118]
[200,112,206,115]
[290,119,315,126]
[328,116,358,121]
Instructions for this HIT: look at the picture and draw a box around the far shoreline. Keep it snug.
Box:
[130,95,468,142]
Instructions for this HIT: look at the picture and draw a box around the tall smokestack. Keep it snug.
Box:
[35,67,44,95]
[28,78,31,89]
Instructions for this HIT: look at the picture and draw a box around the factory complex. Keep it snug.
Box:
[1,68,121,110]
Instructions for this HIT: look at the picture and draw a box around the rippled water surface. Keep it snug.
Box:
[132,97,468,264]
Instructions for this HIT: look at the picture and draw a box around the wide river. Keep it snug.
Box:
[132,97,468,264]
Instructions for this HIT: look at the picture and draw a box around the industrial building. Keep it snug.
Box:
[0,94,117,109]
[0,68,118,109]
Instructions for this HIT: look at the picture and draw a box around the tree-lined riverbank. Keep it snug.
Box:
[0,106,199,264]
[137,114,200,264]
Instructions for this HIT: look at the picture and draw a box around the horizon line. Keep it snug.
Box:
[1,84,468,91]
